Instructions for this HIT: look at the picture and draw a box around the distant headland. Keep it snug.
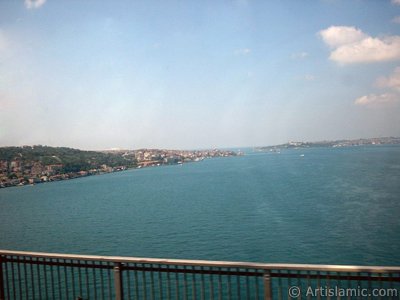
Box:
[0,146,240,188]
[255,136,400,152]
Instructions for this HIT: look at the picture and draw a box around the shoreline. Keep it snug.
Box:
[0,153,240,189]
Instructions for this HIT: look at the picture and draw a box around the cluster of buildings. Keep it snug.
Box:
[257,137,400,152]
[0,160,125,188]
[329,137,400,148]
[0,148,239,188]
[119,148,238,168]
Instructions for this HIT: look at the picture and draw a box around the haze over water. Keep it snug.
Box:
[1,145,399,266]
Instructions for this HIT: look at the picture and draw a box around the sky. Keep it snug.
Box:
[0,0,400,150]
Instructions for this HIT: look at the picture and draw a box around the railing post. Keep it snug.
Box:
[264,271,272,300]
[114,262,124,300]
[0,255,5,300]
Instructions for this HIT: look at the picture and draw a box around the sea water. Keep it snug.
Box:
[1,145,399,266]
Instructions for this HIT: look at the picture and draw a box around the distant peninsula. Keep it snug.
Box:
[255,136,400,152]
[0,146,239,188]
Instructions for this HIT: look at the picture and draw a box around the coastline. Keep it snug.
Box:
[0,147,240,189]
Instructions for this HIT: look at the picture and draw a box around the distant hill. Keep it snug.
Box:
[0,145,237,188]
[255,137,400,151]
[0,145,137,175]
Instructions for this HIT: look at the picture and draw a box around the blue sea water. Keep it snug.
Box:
[0,145,399,266]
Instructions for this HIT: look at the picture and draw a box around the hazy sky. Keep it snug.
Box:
[1,0,400,150]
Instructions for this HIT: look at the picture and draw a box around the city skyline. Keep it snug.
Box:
[1,0,400,150]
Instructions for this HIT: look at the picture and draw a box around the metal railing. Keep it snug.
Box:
[0,249,400,299]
